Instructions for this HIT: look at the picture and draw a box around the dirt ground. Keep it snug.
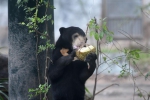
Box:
[86,75,150,100]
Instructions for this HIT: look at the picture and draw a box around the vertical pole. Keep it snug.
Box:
[8,0,38,99]
[8,0,54,100]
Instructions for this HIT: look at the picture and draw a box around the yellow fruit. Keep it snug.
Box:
[76,45,96,61]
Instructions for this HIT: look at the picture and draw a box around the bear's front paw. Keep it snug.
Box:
[85,53,97,62]
[60,48,69,56]
[70,50,76,57]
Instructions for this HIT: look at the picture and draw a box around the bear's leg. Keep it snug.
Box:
[79,53,97,82]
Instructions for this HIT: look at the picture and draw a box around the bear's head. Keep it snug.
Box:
[55,26,87,51]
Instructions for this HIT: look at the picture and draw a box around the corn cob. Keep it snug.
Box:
[76,45,96,61]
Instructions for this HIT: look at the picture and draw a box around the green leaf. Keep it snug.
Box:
[134,52,140,59]
[124,49,128,54]
[103,57,107,62]
[106,35,113,42]
[21,22,25,25]
[28,83,51,99]
[138,92,143,97]
[102,17,107,21]
[0,95,4,100]
[17,0,21,5]
[85,87,92,96]
[103,21,107,26]
[133,60,136,65]
[110,31,114,35]
[90,31,95,37]
[40,35,47,39]
[99,31,104,39]
[102,24,107,32]
[145,72,150,80]
[51,20,54,25]
[109,36,113,42]
[94,33,99,40]
[47,15,52,20]
[0,91,8,99]
[95,25,100,29]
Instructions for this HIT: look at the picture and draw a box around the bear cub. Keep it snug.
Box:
[49,26,97,100]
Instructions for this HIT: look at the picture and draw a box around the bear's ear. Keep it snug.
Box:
[59,27,65,34]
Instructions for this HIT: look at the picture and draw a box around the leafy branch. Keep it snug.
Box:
[17,0,54,99]
[86,17,150,100]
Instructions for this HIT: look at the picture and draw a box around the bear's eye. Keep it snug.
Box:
[85,38,87,42]
[74,35,78,38]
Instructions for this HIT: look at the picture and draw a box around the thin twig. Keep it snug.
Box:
[98,54,126,67]
[86,24,89,36]
[131,72,147,100]
[35,30,49,38]
[141,9,150,19]
[44,1,50,99]
[101,52,123,69]
[95,84,119,95]
[112,41,123,52]
[118,30,150,50]
[92,17,99,100]
[35,0,41,99]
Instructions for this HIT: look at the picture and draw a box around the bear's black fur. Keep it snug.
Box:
[49,26,97,100]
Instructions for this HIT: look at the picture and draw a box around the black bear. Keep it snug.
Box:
[49,26,97,100]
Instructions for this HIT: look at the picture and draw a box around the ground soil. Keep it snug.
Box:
[86,75,150,100]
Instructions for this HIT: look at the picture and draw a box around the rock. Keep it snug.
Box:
[0,54,8,78]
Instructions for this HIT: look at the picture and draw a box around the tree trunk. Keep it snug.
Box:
[8,0,54,100]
